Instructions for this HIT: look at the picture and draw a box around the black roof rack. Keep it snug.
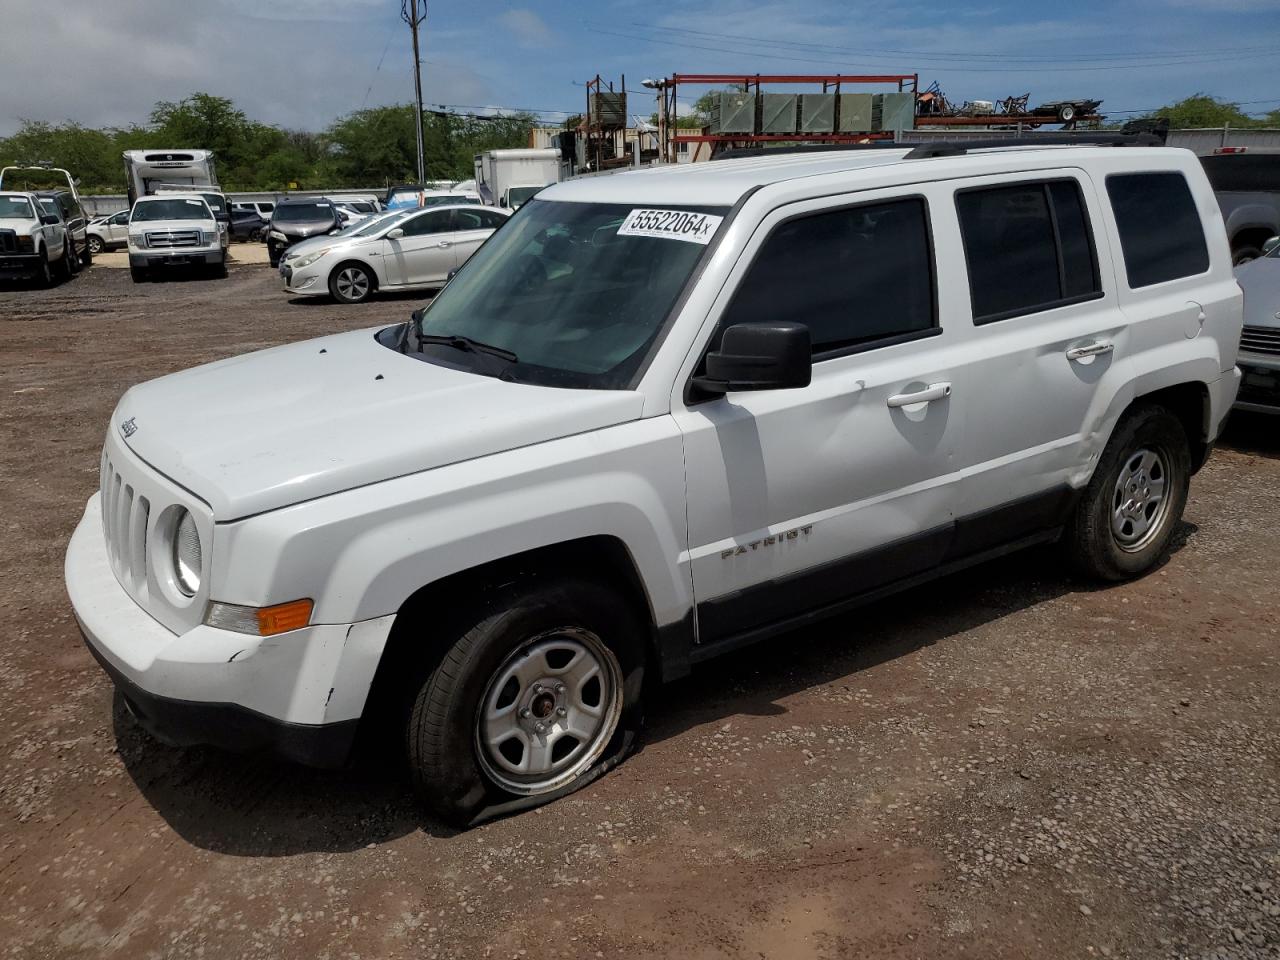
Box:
[712,142,908,161]
[902,132,1164,159]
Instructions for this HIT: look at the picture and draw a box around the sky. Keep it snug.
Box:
[2,0,1279,137]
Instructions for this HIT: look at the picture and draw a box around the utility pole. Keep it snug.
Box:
[401,0,428,186]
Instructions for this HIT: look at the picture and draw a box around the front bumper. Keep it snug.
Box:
[280,260,324,296]
[65,493,396,767]
[129,248,223,268]
[0,252,42,278]
[1235,352,1280,415]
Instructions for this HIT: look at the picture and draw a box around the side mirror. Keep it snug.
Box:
[1263,235,1280,257]
[693,322,812,395]
[387,227,405,239]
[41,214,59,226]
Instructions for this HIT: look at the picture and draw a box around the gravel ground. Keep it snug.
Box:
[1,263,1277,959]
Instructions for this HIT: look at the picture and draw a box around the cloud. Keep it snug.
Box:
[497,8,554,48]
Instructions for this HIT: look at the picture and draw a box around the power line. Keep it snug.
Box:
[360,21,398,111]
[582,23,1279,73]
[602,20,1280,64]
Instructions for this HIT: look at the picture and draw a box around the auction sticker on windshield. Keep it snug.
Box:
[617,209,723,245]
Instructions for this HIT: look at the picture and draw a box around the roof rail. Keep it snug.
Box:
[902,132,1164,159]
[711,142,907,162]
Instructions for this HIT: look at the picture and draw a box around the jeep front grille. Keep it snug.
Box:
[101,452,149,592]
[1241,326,1280,356]
[145,230,200,248]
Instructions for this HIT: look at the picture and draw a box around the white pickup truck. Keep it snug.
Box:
[67,141,1241,826]
[0,191,75,285]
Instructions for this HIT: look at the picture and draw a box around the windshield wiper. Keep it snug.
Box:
[417,333,519,363]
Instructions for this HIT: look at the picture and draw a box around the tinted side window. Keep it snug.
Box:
[1106,172,1209,288]
[956,179,1101,323]
[400,210,453,236]
[721,197,936,356]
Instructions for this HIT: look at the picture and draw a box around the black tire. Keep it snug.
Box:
[211,257,228,279]
[87,235,104,255]
[1232,246,1262,266]
[130,267,147,284]
[1058,104,1076,122]
[36,247,53,288]
[406,577,646,826]
[65,238,81,276]
[56,242,74,281]
[249,227,263,242]
[1063,403,1191,581]
[328,261,375,304]
[80,235,92,267]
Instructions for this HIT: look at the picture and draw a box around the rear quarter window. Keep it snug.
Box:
[1106,172,1210,288]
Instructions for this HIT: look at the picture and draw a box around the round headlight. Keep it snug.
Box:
[172,509,202,596]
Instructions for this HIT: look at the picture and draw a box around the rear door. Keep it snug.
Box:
[383,209,456,285]
[449,207,508,267]
[944,171,1128,548]
[107,210,130,244]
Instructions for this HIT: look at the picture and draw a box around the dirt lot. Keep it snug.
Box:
[1,260,1278,960]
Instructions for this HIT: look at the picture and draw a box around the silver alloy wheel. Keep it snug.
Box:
[475,627,623,796]
[88,236,103,254]
[335,266,370,301]
[1111,447,1170,552]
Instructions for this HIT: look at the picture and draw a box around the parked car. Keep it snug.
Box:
[1200,151,1280,266]
[280,204,510,303]
[265,199,344,267]
[0,190,75,285]
[87,209,131,254]
[157,187,230,251]
[385,185,483,210]
[229,207,268,242]
[127,194,227,282]
[36,189,90,268]
[1232,237,1280,413]
[232,200,276,220]
[67,142,1241,827]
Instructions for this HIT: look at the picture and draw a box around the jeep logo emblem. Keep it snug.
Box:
[120,417,137,438]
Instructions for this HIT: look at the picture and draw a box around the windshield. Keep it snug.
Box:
[38,198,60,218]
[0,196,35,219]
[342,201,375,213]
[132,198,211,221]
[201,193,227,214]
[274,203,335,223]
[508,186,543,207]
[405,199,728,389]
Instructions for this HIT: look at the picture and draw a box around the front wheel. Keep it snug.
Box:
[87,236,104,255]
[80,237,92,267]
[328,262,374,303]
[1063,404,1191,581]
[1057,104,1076,122]
[406,578,645,826]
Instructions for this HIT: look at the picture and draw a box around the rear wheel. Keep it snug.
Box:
[328,262,374,303]
[1057,103,1076,122]
[1064,404,1190,581]
[406,577,645,826]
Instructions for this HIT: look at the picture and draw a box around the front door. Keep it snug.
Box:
[383,208,456,286]
[107,211,130,244]
[673,189,968,645]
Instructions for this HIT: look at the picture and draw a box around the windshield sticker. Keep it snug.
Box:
[617,209,722,245]
[184,199,203,206]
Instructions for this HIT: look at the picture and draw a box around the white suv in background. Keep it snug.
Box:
[127,194,227,282]
[67,140,1241,827]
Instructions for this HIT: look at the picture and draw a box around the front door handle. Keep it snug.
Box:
[1066,340,1114,361]
[436,240,452,248]
[887,381,952,408]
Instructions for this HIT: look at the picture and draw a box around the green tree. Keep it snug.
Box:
[1133,94,1268,129]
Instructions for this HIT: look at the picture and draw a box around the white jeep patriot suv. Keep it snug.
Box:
[66,141,1242,825]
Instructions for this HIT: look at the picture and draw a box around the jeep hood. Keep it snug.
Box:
[114,328,645,520]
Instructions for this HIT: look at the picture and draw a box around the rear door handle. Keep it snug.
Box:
[886,381,952,408]
[1066,340,1114,361]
